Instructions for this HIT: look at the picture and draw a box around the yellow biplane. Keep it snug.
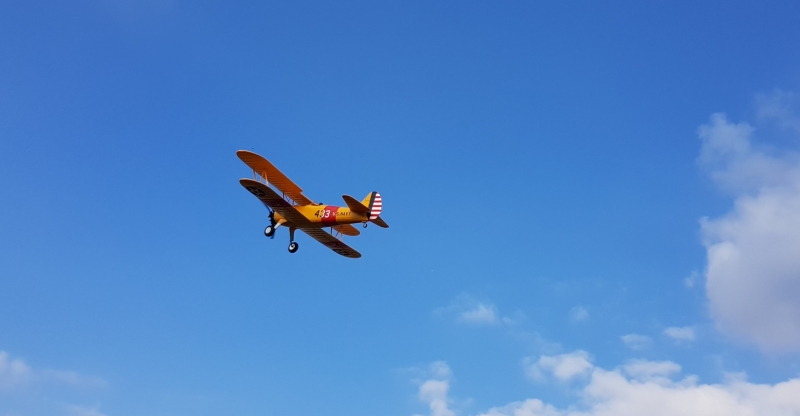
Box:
[238,150,388,258]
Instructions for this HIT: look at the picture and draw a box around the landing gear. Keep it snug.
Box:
[362,222,368,228]
[264,216,283,238]
[264,219,298,254]
[288,241,299,253]
[287,227,298,253]
[264,222,282,237]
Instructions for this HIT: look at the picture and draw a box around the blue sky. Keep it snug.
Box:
[2,1,800,415]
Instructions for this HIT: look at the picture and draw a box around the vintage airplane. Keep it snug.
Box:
[237,150,388,258]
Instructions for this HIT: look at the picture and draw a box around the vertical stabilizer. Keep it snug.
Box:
[360,192,383,220]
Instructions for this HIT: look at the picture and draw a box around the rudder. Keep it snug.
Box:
[360,192,383,220]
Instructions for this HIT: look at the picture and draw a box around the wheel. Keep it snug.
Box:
[288,242,299,253]
[264,225,275,237]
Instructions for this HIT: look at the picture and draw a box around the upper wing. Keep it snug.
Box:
[237,150,315,206]
[239,179,312,226]
[301,228,362,258]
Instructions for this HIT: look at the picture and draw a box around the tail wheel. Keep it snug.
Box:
[264,225,275,237]
[288,242,299,253]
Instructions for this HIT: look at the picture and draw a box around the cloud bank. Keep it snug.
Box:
[418,353,800,416]
[481,363,800,416]
[698,99,800,352]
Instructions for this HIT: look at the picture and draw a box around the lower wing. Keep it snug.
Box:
[301,228,362,258]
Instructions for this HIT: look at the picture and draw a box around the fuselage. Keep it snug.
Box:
[273,204,369,228]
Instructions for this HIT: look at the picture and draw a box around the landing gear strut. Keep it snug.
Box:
[288,227,299,253]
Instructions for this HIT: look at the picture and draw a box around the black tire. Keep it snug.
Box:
[264,225,275,237]
[288,242,299,253]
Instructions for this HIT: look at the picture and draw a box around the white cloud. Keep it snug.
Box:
[0,351,32,389]
[480,399,562,416]
[756,89,800,134]
[620,334,651,350]
[698,110,800,352]
[414,362,456,416]
[525,350,593,382]
[459,303,500,326]
[663,326,696,342]
[478,358,800,416]
[569,307,589,322]
[697,113,798,193]
[429,361,453,380]
[418,380,455,416]
[0,350,106,391]
[622,360,682,383]
[436,295,515,326]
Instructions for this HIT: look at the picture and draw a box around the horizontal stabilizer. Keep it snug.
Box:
[371,216,389,228]
[342,194,370,214]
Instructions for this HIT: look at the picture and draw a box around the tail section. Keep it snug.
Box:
[360,192,383,220]
[357,192,387,227]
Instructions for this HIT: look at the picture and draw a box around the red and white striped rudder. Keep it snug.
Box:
[359,191,383,220]
[369,192,382,220]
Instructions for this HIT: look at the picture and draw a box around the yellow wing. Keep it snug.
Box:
[239,179,312,226]
[301,228,362,258]
[237,150,315,206]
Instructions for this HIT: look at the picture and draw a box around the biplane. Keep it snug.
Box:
[237,150,388,258]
